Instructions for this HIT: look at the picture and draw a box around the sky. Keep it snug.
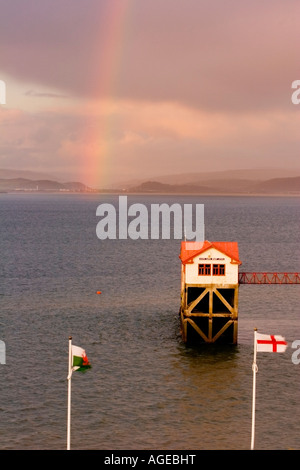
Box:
[0,0,299,188]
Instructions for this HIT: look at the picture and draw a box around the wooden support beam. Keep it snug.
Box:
[180,284,239,344]
[212,319,234,343]
[180,310,187,343]
[208,290,213,340]
[233,286,239,319]
[213,287,234,314]
[184,318,209,342]
[233,320,238,344]
[186,288,209,314]
[184,312,232,317]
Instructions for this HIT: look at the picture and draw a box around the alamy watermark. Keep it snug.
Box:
[291,340,300,364]
[0,80,6,105]
[291,80,300,105]
[0,340,6,364]
[96,196,204,243]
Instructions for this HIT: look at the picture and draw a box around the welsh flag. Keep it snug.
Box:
[71,345,91,372]
[256,333,287,353]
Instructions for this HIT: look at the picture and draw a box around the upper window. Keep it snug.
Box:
[198,264,211,275]
[213,264,225,275]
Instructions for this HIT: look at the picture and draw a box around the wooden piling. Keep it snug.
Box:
[180,283,239,344]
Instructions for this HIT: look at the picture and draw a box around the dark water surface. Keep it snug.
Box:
[0,194,299,450]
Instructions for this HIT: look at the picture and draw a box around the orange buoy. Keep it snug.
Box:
[97,291,102,294]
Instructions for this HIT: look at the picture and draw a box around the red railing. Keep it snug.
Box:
[239,272,300,284]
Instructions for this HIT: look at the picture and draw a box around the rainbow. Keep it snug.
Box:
[81,0,134,189]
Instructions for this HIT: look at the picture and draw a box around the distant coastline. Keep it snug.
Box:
[1,171,300,197]
[1,189,299,197]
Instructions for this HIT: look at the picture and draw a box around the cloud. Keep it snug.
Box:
[0,0,299,186]
[24,89,69,99]
[0,0,299,112]
[0,107,84,178]
[2,96,299,187]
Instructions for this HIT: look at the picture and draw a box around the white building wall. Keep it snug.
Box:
[184,247,239,286]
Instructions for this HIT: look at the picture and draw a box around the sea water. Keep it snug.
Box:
[0,193,299,450]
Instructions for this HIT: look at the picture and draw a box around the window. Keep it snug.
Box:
[213,264,225,275]
[198,264,211,275]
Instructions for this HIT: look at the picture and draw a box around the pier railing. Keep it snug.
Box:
[238,272,300,284]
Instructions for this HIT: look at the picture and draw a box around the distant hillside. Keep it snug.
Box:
[148,168,300,184]
[1,170,299,195]
[128,180,222,194]
[127,176,300,195]
[249,176,300,193]
[0,168,62,181]
[0,178,92,192]
[116,168,300,189]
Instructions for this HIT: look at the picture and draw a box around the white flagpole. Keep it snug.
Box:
[67,336,72,450]
[251,328,258,450]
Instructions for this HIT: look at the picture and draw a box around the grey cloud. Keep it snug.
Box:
[24,90,69,99]
[0,0,298,112]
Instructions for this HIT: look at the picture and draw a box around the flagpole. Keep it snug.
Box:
[67,336,72,450]
[251,328,258,450]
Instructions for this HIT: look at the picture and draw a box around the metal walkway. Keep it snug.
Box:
[238,272,300,284]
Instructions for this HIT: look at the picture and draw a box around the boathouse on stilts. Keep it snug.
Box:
[179,240,241,345]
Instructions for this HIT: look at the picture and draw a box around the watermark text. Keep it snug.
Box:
[0,80,6,105]
[291,340,300,364]
[0,340,6,364]
[96,196,204,242]
[291,80,300,105]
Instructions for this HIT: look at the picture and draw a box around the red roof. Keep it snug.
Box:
[179,240,242,265]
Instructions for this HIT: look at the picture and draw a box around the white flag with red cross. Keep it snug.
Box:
[251,329,288,450]
[255,332,288,353]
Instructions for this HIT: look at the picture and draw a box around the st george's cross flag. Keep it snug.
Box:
[255,333,288,353]
[251,329,288,450]
[71,345,91,372]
